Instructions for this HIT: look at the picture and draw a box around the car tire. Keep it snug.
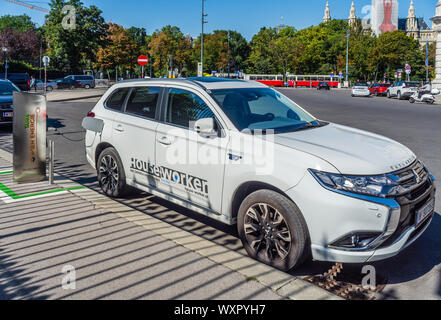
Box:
[237,190,310,272]
[409,97,415,104]
[397,91,402,100]
[97,147,129,198]
[46,86,53,92]
[387,91,391,98]
[85,84,91,89]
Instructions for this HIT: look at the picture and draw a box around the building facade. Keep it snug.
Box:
[323,0,436,45]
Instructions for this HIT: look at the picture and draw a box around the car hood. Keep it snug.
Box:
[0,95,13,104]
[274,123,416,175]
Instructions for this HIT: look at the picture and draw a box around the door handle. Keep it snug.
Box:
[114,124,124,132]
[158,136,172,146]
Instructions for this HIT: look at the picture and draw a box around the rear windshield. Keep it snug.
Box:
[380,84,391,87]
[354,83,368,87]
[405,82,419,87]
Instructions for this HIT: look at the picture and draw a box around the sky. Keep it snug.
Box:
[0,0,439,39]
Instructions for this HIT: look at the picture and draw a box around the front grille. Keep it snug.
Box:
[379,161,436,248]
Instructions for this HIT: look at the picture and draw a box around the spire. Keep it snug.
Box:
[348,1,356,26]
[323,1,331,23]
[323,1,331,22]
[408,0,416,18]
[407,0,418,32]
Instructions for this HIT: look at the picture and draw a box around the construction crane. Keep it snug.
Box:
[3,0,49,13]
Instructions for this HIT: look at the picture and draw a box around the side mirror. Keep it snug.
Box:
[194,118,217,137]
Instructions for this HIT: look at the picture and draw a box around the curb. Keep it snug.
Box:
[48,94,104,103]
[0,147,341,300]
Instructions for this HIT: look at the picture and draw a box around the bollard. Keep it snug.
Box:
[48,140,55,185]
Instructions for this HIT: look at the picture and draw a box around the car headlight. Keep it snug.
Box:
[310,169,404,198]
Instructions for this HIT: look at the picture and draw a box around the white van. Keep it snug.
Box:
[83,78,436,271]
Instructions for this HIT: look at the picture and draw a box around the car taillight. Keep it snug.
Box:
[402,85,407,88]
[87,112,95,118]
[27,80,30,86]
[78,82,81,85]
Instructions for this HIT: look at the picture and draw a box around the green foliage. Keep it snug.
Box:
[43,0,107,73]
[0,14,36,32]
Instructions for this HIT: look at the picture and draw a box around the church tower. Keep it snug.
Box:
[348,1,357,27]
[406,0,419,38]
[323,1,331,23]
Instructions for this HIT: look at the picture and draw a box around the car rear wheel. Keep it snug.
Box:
[238,190,310,272]
[387,91,391,98]
[397,91,402,100]
[85,84,91,89]
[97,147,129,198]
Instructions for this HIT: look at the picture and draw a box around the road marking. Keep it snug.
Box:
[0,177,85,203]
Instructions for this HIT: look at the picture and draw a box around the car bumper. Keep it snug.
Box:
[352,90,370,96]
[286,171,436,264]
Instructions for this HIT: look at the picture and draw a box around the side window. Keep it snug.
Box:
[125,87,160,119]
[166,88,215,128]
[105,88,130,111]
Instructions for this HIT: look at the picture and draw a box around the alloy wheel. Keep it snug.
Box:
[99,155,119,194]
[244,203,292,262]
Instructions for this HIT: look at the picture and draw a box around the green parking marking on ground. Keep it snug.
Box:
[0,171,13,175]
[0,180,85,200]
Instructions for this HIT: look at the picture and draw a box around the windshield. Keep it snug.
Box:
[211,88,323,133]
[405,82,419,88]
[0,82,20,96]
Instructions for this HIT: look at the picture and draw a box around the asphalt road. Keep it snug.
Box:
[1,88,440,300]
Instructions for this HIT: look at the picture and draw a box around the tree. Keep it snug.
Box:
[43,0,107,73]
[148,25,194,77]
[95,23,138,79]
[0,14,36,32]
[247,27,279,74]
[0,28,40,63]
[369,30,425,81]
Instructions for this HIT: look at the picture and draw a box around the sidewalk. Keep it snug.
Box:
[45,88,107,102]
[0,150,339,300]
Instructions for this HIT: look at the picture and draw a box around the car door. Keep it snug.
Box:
[154,87,229,214]
[110,86,162,187]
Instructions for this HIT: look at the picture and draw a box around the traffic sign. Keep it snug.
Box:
[137,55,149,66]
[42,56,50,66]
[405,64,411,71]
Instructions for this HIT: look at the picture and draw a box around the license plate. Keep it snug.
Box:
[416,199,435,226]
[2,112,13,118]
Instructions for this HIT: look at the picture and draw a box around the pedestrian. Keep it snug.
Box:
[30,75,37,92]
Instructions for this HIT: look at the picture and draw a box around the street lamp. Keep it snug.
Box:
[345,29,350,83]
[201,0,208,77]
[2,45,7,80]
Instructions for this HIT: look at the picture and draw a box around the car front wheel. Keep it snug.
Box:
[238,190,310,272]
[97,147,129,198]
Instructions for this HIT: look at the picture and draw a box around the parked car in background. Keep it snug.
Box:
[56,78,82,89]
[369,83,391,96]
[0,73,30,91]
[35,79,57,91]
[64,75,95,89]
[387,81,420,100]
[0,80,20,126]
[317,82,330,90]
[351,82,370,97]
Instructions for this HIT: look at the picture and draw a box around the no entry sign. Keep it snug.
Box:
[138,55,149,66]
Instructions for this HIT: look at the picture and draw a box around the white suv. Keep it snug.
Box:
[83,78,436,271]
[387,81,420,100]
